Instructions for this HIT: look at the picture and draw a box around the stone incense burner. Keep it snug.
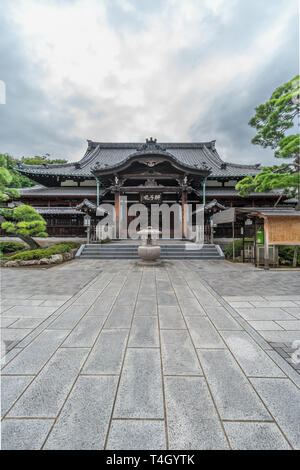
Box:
[137,226,161,266]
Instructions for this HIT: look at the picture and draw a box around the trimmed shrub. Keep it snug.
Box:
[0,241,25,253]
[226,241,299,266]
[9,242,79,261]
[101,237,111,244]
[225,238,253,259]
[278,246,300,266]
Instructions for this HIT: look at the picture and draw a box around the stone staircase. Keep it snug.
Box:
[76,243,225,260]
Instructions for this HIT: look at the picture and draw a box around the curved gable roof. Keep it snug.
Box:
[17,138,261,179]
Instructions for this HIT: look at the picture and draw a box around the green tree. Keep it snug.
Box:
[0,158,20,202]
[0,154,35,188]
[21,154,67,165]
[0,159,47,249]
[236,75,300,206]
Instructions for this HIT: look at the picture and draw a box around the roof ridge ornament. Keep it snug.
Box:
[137,137,166,152]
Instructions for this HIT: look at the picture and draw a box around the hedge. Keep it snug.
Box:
[0,241,25,253]
[9,242,79,261]
[100,237,111,244]
[225,240,300,266]
[225,239,253,259]
[278,246,300,266]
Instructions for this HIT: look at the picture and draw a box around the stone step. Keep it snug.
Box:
[80,252,223,258]
[82,248,218,253]
[83,246,217,251]
[86,243,217,247]
[82,258,221,260]
[82,249,220,254]
[77,243,224,260]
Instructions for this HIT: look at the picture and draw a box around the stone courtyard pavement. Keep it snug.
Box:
[1,259,300,450]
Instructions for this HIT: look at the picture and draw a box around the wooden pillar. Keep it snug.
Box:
[242,219,245,263]
[254,217,257,267]
[232,221,235,261]
[182,190,187,239]
[264,217,269,270]
[115,191,120,239]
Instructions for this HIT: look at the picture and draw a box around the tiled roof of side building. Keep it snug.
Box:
[35,206,84,215]
[16,140,262,178]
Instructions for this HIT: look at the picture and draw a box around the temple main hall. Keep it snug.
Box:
[15,138,286,240]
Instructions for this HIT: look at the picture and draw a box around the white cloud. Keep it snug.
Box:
[3,0,299,162]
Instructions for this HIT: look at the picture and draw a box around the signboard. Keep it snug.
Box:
[256,230,264,244]
[83,214,91,226]
[267,216,300,245]
[140,193,162,204]
[212,208,236,225]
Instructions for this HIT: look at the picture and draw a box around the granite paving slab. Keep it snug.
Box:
[282,308,300,319]
[248,320,284,331]
[1,305,58,318]
[2,329,69,375]
[43,376,118,450]
[1,375,35,417]
[224,422,291,450]
[86,297,115,316]
[48,305,90,330]
[236,308,295,321]
[0,318,18,328]
[197,349,270,420]
[257,331,300,343]
[164,376,229,449]
[82,329,128,375]
[250,378,300,449]
[2,299,44,307]
[161,330,202,376]
[276,320,300,330]
[184,316,225,348]
[178,297,206,316]
[7,348,88,418]
[1,419,54,450]
[157,291,178,306]
[128,316,159,347]
[205,306,242,330]
[113,348,164,419]
[7,317,45,329]
[106,420,166,450]
[62,316,106,347]
[158,306,186,329]
[104,304,134,329]
[135,297,157,316]
[1,328,32,357]
[220,331,285,377]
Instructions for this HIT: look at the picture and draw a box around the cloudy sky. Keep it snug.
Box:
[0,0,298,165]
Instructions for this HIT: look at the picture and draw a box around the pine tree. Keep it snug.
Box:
[0,157,47,249]
[236,75,300,208]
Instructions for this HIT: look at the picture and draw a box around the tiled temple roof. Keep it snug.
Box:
[16,139,262,179]
[18,185,282,198]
